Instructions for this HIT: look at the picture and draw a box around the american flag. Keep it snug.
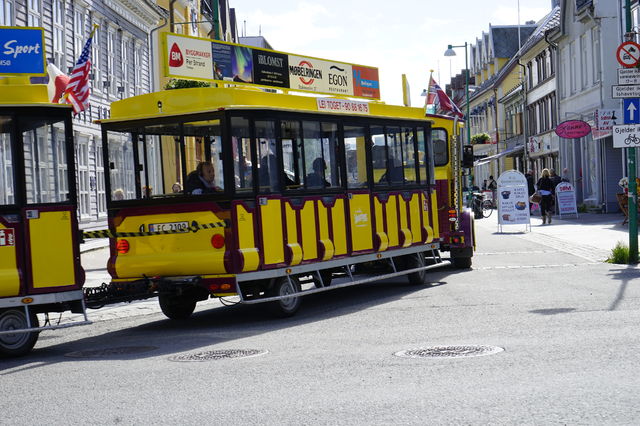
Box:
[63,32,94,114]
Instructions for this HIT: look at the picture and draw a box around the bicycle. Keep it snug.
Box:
[472,192,493,219]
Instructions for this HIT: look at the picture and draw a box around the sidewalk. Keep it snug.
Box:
[476,208,638,263]
[80,237,109,253]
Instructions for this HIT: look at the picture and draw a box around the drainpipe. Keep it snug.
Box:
[170,0,177,33]
[493,87,500,175]
[518,61,528,172]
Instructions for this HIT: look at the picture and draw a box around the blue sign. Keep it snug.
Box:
[0,27,46,75]
[624,98,640,124]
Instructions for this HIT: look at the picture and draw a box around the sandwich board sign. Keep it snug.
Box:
[496,170,530,232]
[555,182,578,218]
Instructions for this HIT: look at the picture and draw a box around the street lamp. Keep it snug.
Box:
[444,42,472,195]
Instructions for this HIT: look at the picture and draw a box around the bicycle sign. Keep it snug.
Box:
[613,123,640,148]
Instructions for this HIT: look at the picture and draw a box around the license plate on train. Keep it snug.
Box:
[148,221,190,233]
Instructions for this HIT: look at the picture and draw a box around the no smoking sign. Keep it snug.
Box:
[617,41,640,68]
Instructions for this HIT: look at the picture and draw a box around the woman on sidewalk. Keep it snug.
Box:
[536,168,554,224]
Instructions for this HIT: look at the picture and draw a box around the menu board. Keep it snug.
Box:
[497,170,530,226]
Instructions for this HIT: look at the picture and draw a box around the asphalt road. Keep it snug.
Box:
[2,218,640,425]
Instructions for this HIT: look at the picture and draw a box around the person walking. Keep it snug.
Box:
[487,175,497,207]
[536,168,554,224]
[525,170,535,214]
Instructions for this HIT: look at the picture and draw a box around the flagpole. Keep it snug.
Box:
[89,23,99,39]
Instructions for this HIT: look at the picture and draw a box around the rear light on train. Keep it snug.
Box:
[116,239,130,254]
[211,233,225,249]
[448,209,457,222]
[451,236,462,244]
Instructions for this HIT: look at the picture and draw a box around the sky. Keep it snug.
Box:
[232,0,552,107]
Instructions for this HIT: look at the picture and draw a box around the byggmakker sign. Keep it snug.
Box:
[0,27,46,75]
[163,33,381,100]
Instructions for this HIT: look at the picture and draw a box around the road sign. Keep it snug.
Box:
[613,123,640,148]
[617,41,640,68]
[619,68,640,85]
[613,84,640,98]
[624,99,640,124]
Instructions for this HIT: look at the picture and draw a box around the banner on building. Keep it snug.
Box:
[0,26,46,76]
[163,33,381,100]
[592,109,619,140]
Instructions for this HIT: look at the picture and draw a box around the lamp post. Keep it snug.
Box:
[444,42,472,194]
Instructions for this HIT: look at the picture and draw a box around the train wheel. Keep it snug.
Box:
[159,294,196,320]
[267,277,301,318]
[404,253,427,285]
[0,309,39,358]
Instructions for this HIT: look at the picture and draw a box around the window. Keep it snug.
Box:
[52,0,65,68]
[21,118,68,204]
[91,24,101,91]
[76,135,90,216]
[431,128,448,166]
[231,117,253,193]
[569,40,577,94]
[592,27,601,84]
[580,33,588,89]
[0,0,13,26]
[107,29,115,95]
[27,0,40,26]
[74,8,85,58]
[134,46,142,95]
[95,139,106,216]
[121,36,130,97]
[256,120,278,193]
[417,127,430,185]
[0,116,14,205]
[344,124,367,188]
[107,131,136,200]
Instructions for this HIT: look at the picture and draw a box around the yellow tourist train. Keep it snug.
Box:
[0,77,89,357]
[92,85,475,318]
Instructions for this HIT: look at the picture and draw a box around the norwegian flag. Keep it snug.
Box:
[427,77,464,119]
[63,31,94,114]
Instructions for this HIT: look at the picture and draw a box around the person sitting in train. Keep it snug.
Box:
[185,161,222,194]
[306,157,329,188]
[379,158,404,184]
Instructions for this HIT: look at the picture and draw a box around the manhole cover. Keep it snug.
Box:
[169,349,268,362]
[394,345,504,359]
[65,346,158,358]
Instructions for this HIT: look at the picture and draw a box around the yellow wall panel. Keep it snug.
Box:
[300,201,318,260]
[331,199,347,256]
[385,196,399,247]
[29,211,76,288]
[349,194,373,251]
[0,224,19,297]
[260,199,285,265]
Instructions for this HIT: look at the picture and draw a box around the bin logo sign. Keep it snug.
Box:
[169,43,184,67]
[0,228,15,246]
[0,27,46,75]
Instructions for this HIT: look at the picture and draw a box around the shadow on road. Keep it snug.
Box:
[606,266,640,311]
[0,269,457,373]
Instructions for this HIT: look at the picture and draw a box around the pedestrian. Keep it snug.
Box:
[549,168,562,192]
[561,168,571,183]
[525,170,535,213]
[487,175,497,206]
[536,168,554,224]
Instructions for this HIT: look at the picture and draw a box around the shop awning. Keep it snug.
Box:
[474,145,524,166]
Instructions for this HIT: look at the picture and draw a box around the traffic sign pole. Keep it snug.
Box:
[624,0,638,264]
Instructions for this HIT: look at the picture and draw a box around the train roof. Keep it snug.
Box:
[0,77,71,109]
[102,86,444,125]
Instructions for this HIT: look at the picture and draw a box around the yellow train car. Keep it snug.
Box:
[0,78,88,357]
[93,86,470,318]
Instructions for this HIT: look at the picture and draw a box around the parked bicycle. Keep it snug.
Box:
[472,192,493,219]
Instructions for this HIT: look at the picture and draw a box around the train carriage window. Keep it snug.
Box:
[370,125,387,185]
[344,125,368,189]
[0,116,15,205]
[402,127,417,184]
[231,117,253,193]
[385,127,404,185]
[107,131,136,200]
[281,120,303,190]
[417,127,431,185]
[21,117,69,204]
[182,119,224,195]
[256,120,279,193]
[302,121,340,189]
[432,128,449,166]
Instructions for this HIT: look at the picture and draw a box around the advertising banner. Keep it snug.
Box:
[592,109,619,140]
[0,27,46,75]
[164,33,380,100]
[497,170,530,227]
[555,182,578,217]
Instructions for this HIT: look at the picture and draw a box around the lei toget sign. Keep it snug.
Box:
[0,26,46,75]
[164,33,380,100]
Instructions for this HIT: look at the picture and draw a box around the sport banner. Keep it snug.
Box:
[164,33,380,100]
